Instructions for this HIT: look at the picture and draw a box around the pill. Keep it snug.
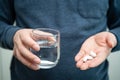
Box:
[87,55,93,60]
[90,51,97,57]
[83,56,88,62]
[83,55,93,62]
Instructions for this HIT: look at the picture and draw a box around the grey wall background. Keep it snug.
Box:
[0,48,12,80]
[0,47,120,80]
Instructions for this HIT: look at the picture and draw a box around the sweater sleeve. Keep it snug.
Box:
[107,0,120,52]
[0,0,20,49]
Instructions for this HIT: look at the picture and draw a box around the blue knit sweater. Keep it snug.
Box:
[0,0,120,80]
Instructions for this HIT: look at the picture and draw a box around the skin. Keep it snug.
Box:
[13,29,40,70]
[13,29,55,70]
[13,29,117,70]
[75,32,117,70]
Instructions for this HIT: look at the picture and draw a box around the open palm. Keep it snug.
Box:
[75,32,117,70]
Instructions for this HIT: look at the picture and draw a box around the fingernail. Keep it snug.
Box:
[33,44,40,51]
[33,64,40,70]
[37,65,40,69]
[33,58,40,64]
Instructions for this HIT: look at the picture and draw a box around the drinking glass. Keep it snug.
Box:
[31,28,60,69]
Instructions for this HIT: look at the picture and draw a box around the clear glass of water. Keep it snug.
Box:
[31,28,60,69]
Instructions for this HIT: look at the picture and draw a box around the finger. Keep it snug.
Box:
[76,50,97,70]
[32,30,56,42]
[106,33,117,48]
[88,52,106,68]
[75,50,85,62]
[75,51,88,68]
[21,36,40,51]
[16,39,40,64]
[14,48,40,70]
[76,54,91,70]
[76,58,84,68]
[80,62,89,70]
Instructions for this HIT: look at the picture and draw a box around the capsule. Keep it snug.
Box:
[90,51,97,57]
[83,55,93,62]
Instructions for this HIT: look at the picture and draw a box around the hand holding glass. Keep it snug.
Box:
[31,28,60,69]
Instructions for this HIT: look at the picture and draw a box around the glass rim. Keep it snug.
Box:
[32,28,60,36]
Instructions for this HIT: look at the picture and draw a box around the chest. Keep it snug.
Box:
[14,0,109,17]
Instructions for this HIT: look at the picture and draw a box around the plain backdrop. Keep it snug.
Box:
[0,47,120,80]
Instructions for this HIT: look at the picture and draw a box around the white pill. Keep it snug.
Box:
[83,55,93,62]
[83,56,88,62]
[87,55,93,60]
[90,51,97,57]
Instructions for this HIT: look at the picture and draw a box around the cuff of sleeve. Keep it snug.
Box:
[109,27,120,52]
[5,26,21,49]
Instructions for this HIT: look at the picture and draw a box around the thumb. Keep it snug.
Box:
[106,32,117,48]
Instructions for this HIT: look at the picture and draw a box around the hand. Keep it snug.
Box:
[13,29,56,70]
[75,32,117,70]
[13,29,40,70]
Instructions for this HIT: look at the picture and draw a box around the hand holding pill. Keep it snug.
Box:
[75,32,117,70]
[82,51,96,62]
